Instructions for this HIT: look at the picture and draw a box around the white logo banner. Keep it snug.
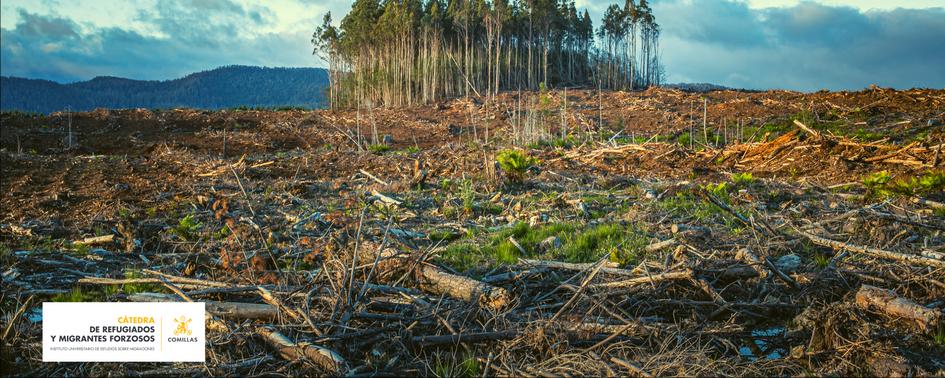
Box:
[43,302,206,362]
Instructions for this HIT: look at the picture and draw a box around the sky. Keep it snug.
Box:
[1,0,944,91]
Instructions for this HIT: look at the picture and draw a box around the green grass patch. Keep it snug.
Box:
[704,182,730,199]
[659,191,741,230]
[864,170,945,199]
[431,350,480,377]
[437,222,649,272]
[676,132,694,148]
[933,324,945,346]
[52,287,105,302]
[51,272,159,302]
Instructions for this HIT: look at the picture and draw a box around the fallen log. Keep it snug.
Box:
[854,285,942,333]
[257,326,346,374]
[587,270,693,290]
[128,293,278,320]
[417,264,510,310]
[411,330,521,346]
[73,234,114,246]
[643,238,677,253]
[370,190,402,206]
[520,258,636,277]
[796,230,945,268]
[793,120,823,141]
[913,196,945,210]
[671,224,710,237]
[369,242,511,310]
[864,141,918,162]
[78,276,221,290]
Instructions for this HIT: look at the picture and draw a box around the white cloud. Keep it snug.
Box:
[2,0,944,90]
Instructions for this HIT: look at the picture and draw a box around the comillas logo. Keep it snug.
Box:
[173,316,192,336]
[168,316,198,343]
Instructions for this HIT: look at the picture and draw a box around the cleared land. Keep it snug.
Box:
[1,86,944,376]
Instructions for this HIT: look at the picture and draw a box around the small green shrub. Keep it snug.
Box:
[173,214,203,241]
[893,170,945,195]
[496,150,538,184]
[864,170,945,198]
[705,182,730,198]
[863,170,892,188]
[368,144,390,154]
[460,179,476,214]
[731,172,755,186]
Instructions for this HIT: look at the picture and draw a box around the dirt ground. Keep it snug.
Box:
[1,86,944,376]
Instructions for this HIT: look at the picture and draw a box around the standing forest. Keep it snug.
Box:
[313,0,663,108]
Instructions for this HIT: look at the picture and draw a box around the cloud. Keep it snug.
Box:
[0,2,320,83]
[654,0,945,90]
[657,0,767,48]
[1,0,943,91]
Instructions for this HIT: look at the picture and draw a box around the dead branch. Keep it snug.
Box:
[855,285,942,333]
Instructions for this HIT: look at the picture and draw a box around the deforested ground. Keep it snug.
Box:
[1,86,944,376]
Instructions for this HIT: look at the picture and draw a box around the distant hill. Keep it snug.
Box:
[663,83,733,92]
[1,65,328,113]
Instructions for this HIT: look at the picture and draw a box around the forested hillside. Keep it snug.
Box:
[313,0,663,107]
[1,66,328,113]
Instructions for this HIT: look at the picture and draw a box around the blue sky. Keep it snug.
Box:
[1,0,944,90]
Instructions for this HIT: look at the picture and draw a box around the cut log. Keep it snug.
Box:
[793,120,822,140]
[73,234,114,245]
[913,196,945,210]
[855,285,942,333]
[643,238,677,253]
[670,224,710,237]
[417,264,510,310]
[797,229,945,268]
[370,190,402,206]
[257,326,346,373]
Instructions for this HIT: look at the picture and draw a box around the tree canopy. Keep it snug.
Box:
[313,0,662,108]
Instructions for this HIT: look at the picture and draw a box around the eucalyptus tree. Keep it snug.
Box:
[311,0,663,108]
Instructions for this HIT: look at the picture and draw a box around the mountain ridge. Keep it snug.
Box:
[1,65,329,113]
